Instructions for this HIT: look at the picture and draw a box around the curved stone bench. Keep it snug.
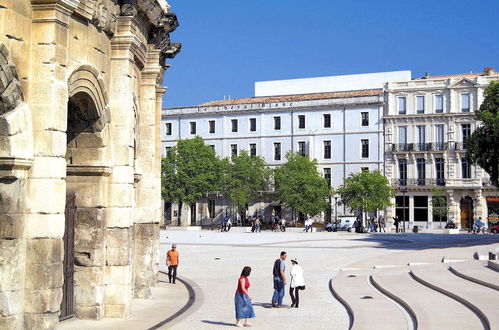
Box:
[410,264,499,330]
[331,270,410,330]
[371,271,482,330]
[449,261,499,291]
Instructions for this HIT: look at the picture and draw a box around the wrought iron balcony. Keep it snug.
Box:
[391,178,446,187]
[433,142,447,151]
[391,143,414,152]
[390,142,449,152]
[449,142,468,151]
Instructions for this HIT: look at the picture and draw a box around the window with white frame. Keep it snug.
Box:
[398,96,407,114]
[323,114,331,128]
[165,123,172,135]
[298,115,305,129]
[249,118,256,132]
[274,116,281,130]
[323,140,331,159]
[231,119,238,132]
[434,94,443,113]
[461,157,471,179]
[249,143,256,156]
[189,121,196,134]
[361,112,369,126]
[298,141,306,157]
[231,144,237,156]
[461,93,470,112]
[361,139,369,158]
[209,120,215,133]
[274,142,281,161]
[416,95,425,113]
[323,168,331,186]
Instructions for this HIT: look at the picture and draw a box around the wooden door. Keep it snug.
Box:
[60,191,76,321]
[460,196,473,229]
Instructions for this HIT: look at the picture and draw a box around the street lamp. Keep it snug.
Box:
[399,186,408,233]
[334,195,339,223]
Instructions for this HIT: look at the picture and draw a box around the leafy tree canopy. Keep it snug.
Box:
[273,152,331,217]
[466,80,499,186]
[431,187,448,222]
[221,150,270,209]
[161,137,221,205]
[337,170,394,214]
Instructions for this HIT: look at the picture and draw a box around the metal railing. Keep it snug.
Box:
[389,142,455,152]
[392,178,446,187]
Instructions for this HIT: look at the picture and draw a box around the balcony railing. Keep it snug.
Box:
[390,142,453,152]
[392,178,446,187]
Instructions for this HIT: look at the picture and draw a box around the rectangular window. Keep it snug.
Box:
[398,96,407,114]
[165,123,172,136]
[323,114,331,128]
[274,142,281,161]
[461,124,471,146]
[231,144,237,156]
[416,125,426,150]
[398,159,407,186]
[417,158,426,186]
[209,145,215,150]
[434,95,443,113]
[435,125,445,150]
[414,196,429,222]
[461,93,470,112]
[165,146,172,155]
[361,112,369,126]
[435,158,445,186]
[298,141,306,157]
[361,139,369,158]
[361,167,369,172]
[323,168,331,187]
[461,158,471,179]
[209,120,215,133]
[416,95,425,113]
[398,126,407,150]
[208,199,216,218]
[298,115,305,129]
[190,121,196,134]
[249,143,257,156]
[274,116,281,130]
[249,118,256,132]
[231,119,238,132]
[323,140,331,159]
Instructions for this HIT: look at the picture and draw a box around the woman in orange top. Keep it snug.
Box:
[167,244,179,284]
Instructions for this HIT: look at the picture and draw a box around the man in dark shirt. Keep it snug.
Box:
[271,251,287,307]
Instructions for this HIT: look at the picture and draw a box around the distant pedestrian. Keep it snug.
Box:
[378,215,386,232]
[255,217,261,233]
[221,216,227,232]
[394,216,400,233]
[272,251,287,308]
[167,244,179,284]
[289,257,305,308]
[227,218,232,231]
[234,266,255,327]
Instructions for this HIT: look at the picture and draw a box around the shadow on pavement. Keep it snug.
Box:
[252,302,273,309]
[201,320,235,326]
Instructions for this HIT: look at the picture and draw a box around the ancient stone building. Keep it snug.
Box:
[0,0,180,328]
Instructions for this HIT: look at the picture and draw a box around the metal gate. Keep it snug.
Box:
[60,191,76,321]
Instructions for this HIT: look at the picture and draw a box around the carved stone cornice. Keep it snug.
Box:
[0,157,33,179]
[31,0,80,11]
[66,165,112,176]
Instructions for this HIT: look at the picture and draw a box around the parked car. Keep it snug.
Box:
[338,216,356,232]
[490,224,499,234]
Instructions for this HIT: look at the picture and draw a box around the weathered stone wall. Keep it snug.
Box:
[0,0,180,328]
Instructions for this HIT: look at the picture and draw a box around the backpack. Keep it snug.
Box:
[273,259,281,277]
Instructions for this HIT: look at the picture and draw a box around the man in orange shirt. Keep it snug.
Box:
[167,244,179,284]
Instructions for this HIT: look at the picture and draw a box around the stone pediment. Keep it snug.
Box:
[449,78,478,89]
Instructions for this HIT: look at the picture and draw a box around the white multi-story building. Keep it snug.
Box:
[384,68,499,230]
[162,71,410,225]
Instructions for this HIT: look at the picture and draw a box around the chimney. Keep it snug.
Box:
[424,72,430,79]
[484,67,495,75]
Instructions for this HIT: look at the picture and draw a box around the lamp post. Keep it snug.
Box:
[400,186,408,233]
[334,195,339,223]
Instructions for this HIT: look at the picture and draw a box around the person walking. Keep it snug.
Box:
[255,217,261,233]
[378,215,386,233]
[271,251,287,308]
[234,266,255,327]
[227,217,232,231]
[393,216,400,233]
[167,244,179,284]
[289,257,305,308]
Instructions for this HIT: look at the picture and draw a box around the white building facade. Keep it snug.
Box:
[162,71,411,225]
[383,68,499,230]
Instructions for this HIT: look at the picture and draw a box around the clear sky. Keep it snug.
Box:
[163,0,499,108]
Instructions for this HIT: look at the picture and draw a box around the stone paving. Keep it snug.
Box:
[158,230,499,329]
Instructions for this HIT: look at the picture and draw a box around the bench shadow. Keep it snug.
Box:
[201,320,235,327]
[252,302,273,309]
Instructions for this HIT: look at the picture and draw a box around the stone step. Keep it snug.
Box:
[331,271,411,330]
[449,261,499,290]
[371,271,482,330]
[410,263,499,329]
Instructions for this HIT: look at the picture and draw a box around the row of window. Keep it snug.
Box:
[164,112,371,136]
[398,124,471,144]
[397,93,470,114]
[398,157,472,182]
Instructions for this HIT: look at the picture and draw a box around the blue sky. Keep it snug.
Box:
[163,0,499,108]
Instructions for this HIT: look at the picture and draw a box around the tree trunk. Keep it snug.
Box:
[178,202,182,226]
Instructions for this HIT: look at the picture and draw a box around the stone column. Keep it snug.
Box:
[133,48,163,298]
[447,190,459,227]
[25,0,78,327]
[104,15,136,318]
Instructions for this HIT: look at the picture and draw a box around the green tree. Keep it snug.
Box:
[336,170,394,226]
[431,187,448,228]
[466,80,499,187]
[161,137,221,225]
[273,152,331,218]
[221,150,269,221]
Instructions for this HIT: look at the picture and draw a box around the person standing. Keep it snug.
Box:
[234,266,255,327]
[227,217,232,231]
[378,215,386,233]
[167,244,179,284]
[272,251,287,308]
[289,257,305,308]
[393,216,400,233]
[255,217,261,233]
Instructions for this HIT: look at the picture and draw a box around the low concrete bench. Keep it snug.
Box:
[449,260,499,290]
[371,271,482,330]
[331,270,410,330]
[410,263,499,329]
